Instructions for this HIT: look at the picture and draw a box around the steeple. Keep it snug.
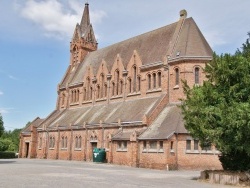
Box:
[80,3,90,34]
[70,3,97,67]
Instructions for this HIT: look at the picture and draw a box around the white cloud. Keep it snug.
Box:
[0,91,3,96]
[17,0,106,40]
[0,108,13,114]
[8,75,18,80]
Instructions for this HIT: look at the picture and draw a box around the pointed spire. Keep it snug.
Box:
[80,3,90,35]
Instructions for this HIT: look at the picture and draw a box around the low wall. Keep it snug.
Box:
[200,170,250,186]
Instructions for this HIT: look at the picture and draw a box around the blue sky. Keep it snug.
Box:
[1,0,250,130]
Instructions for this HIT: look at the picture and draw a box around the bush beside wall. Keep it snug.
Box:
[0,151,16,159]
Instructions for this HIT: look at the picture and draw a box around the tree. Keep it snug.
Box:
[1,129,22,152]
[0,114,4,137]
[181,36,250,171]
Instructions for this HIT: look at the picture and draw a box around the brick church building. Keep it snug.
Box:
[19,3,222,170]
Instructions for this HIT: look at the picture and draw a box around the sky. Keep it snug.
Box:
[0,0,250,130]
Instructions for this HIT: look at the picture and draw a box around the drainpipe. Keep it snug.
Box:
[100,120,104,148]
[176,133,179,170]
[45,129,49,159]
[69,124,73,160]
[56,129,60,159]
[84,122,87,161]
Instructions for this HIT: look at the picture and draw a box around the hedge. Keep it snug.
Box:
[0,151,16,159]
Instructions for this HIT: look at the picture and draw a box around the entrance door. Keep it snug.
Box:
[25,142,29,158]
[91,142,97,161]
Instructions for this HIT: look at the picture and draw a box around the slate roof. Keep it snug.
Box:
[112,129,145,141]
[21,117,44,133]
[138,105,187,140]
[60,17,212,88]
[40,96,163,129]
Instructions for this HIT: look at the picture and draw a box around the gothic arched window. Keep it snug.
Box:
[148,74,151,90]
[153,73,156,89]
[133,66,137,92]
[115,70,120,96]
[158,72,162,88]
[175,68,179,85]
[137,76,141,91]
[195,67,200,84]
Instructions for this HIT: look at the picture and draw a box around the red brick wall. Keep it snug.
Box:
[169,60,207,103]
[175,134,222,170]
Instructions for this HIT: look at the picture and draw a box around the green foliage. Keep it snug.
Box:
[181,36,250,171]
[0,114,4,137]
[0,139,9,151]
[0,151,16,159]
[1,129,22,152]
[0,138,16,152]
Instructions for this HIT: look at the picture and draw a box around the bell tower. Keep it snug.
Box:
[70,3,98,67]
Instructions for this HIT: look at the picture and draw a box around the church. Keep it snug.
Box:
[19,3,221,170]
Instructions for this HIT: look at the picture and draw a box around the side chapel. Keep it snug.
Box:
[19,3,222,170]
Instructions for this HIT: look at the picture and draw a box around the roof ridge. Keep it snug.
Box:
[96,19,184,52]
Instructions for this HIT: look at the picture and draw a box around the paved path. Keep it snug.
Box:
[0,159,234,188]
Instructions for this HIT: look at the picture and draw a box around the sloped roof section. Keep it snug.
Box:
[112,129,145,141]
[21,117,44,133]
[45,96,163,128]
[169,17,212,61]
[65,21,178,86]
[63,17,212,87]
[138,105,187,140]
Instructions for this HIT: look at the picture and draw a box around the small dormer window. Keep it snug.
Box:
[176,51,180,56]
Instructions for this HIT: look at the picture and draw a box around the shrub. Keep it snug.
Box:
[0,151,16,159]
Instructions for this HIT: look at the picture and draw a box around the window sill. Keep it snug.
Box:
[82,100,92,104]
[116,149,128,152]
[70,102,80,106]
[38,148,42,150]
[49,148,55,150]
[146,88,162,94]
[110,95,123,100]
[61,148,67,151]
[74,148,82,151]
[96,98,107,102]
[186,150,199,154]
[127,92,141,97]
[142,149,164,153]
[185,150,220,155]
[173,85,179,89]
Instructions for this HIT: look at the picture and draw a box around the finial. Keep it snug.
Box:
[180,9,187,19]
